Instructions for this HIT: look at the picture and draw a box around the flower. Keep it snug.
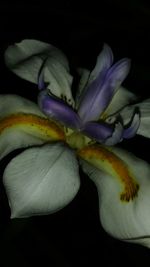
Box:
[2,39,150,248]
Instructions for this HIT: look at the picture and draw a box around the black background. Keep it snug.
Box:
[1,1,150,266]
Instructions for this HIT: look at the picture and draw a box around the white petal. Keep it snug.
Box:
[5,39,74,106]
[80,147,150,248]
[75,68,90,108]
[3,143,80,218]
[42,57,74,106]
[5,39,69,76]
[120,98,150,138]
[0,95,64,160]
[103,86,137,117]
[0,94,45,118]
[0,129,45,161]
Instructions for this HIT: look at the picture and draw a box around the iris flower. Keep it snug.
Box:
[2,39,150,248]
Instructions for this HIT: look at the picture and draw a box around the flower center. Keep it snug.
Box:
[66,130,94,150]
[77,144,139,202]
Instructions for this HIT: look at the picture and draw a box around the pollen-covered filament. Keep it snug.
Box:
[0,113,65,141]
[77,144,139,202]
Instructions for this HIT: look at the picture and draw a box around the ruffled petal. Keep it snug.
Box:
[0,94,65,160]
[120,98,150,138]
[79,145,150,248]
[3,143,80,218]
[4,39,74,106]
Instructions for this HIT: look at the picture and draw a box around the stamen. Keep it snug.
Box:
[77,144,139,202]
[0,113,65,141]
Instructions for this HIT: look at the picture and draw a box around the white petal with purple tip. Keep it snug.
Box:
[104,121,123,146]
[123,110,140,139]
[120,98,150,138]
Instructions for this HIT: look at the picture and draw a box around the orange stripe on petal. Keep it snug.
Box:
[0,113,66,142]
[77,145,139,202]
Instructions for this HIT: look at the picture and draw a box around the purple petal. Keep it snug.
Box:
[123,108,140,139]
[82,121,114,142]
[38,67,45,90]
[104,122,124,146]
[38,57,49,90]
[77,44,113,121]
[89,44,114,83]
[38,90,82,129]
[78,58,130,123]
[105,58,131,91]
[38,68,45,90]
